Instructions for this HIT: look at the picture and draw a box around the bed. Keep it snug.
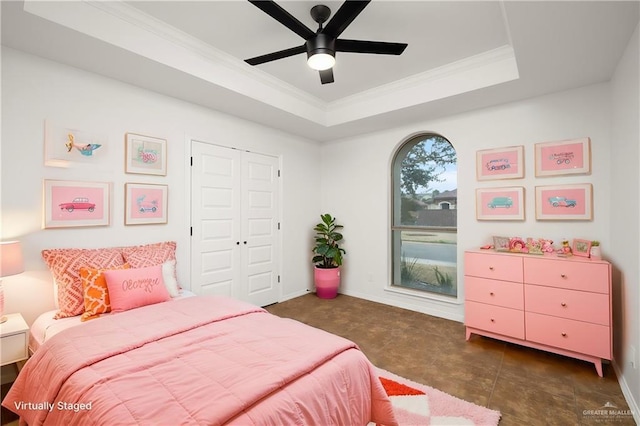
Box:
[2,242,397,425]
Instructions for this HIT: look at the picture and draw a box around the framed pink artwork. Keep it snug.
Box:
[534,137,591,177]
[476,187,525,221]
[125,133,167,176]
[476,146,524,181]
[44,179,110,228]
[535,183,593,220]
[125,183,168,225]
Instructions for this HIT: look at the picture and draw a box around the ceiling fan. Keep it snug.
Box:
[245,0,408,84]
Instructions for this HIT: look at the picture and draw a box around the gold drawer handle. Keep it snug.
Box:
[561,302,567,307]
[490,319,495,323]
[489,292,495,296]
[561,332,567,337]
[560,274,567,278]
[489,266,494,270]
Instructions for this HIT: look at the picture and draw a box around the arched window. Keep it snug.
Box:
[391,134,457,297]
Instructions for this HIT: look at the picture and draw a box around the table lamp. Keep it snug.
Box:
[0,241,24,323]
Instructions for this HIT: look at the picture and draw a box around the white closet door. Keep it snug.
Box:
[242,152,280,307]
[191,141,242,297]
[191,141,280,306]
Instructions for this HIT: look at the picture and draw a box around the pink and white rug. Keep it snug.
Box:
[376,368,501,426]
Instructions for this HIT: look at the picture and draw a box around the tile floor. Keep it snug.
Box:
[265,293,636,426]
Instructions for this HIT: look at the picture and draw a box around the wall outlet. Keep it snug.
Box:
[630,345,637,369]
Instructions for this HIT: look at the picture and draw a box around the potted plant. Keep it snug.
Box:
[590,241,601,259]
[312,213,345,299]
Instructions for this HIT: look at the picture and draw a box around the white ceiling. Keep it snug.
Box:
[2,1,638,142]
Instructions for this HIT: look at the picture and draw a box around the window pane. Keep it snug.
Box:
[391,134,457,297]
[393,230,457,296]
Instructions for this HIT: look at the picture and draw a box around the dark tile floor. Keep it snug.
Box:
[265,293,636,425]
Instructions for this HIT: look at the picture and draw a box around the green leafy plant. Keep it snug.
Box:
[312,213,346,268]
[400,256,420,284]
[591,240,600,247]
[433,265,453,288]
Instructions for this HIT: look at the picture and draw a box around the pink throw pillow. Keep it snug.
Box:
[122,241,176,268]
[103,264,170,313]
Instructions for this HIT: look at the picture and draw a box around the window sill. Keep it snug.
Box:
[384,285,462,305]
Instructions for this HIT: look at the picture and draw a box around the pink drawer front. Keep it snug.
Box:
[525,312,611,359]
[465,301,524,339]
[465,276,524,310]
[465,252,523,282]
[523,257,610,293]
[525,285,609,325]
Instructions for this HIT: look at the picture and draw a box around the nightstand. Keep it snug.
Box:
[1,313,29,368]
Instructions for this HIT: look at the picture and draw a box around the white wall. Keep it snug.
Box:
[321,83,612,322]
[610,22,640,420]
[0,47,321,326]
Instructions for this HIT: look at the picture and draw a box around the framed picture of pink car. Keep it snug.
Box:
[476,187,525,221]
[572,239,592,257]
[125,133,167,176]
[535,183,593,221]
[125,183,168,225]
[44,179,110,228]
[476,146,524,181]
[534,137,591,177]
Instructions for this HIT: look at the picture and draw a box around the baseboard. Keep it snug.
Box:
[279,288,312,303]
[613,359,640,424]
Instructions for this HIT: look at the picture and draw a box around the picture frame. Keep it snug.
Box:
[125,183,168,225]
[44,179,110,228]
[476,146,524,181]
[535,183,593,221]
[44,120,109,169]
[476,187,525,221]
[572,239,592,257]
[492,236,511,252]
[125,133,167,176]
[534,137,591,177]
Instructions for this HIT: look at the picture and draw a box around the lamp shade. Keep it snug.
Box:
[1,241,24,277]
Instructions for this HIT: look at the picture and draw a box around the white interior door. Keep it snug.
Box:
[242,152,280,307]
[191,141,241,297]
[191,141,280,306]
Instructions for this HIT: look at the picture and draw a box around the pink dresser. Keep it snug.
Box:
[464,250,612,376]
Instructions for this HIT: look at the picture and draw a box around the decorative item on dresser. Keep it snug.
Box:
[0,241,24,323]
[464,250,612,376]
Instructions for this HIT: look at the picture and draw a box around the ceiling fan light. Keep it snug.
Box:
[307,53,335,71]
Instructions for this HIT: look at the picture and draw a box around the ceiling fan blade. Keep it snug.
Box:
[319,68,334,84]
[336,39,408,55]
[248,0,315,40]
[323,0,370,38]
[245,45,306,66]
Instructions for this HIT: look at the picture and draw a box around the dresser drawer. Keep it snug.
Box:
[525,285,609,325]
[465,252,523,282]
[465,276,524,309]
[525,312,611,359]
[465,301,524,339]
[523,257,609,293]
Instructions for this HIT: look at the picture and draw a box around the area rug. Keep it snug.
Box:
[376,368,501,426]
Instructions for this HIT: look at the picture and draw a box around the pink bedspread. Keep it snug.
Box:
[3,296,397,425]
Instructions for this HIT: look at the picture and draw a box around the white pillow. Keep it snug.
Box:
[161,259,180,297]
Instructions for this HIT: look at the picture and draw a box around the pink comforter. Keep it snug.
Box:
[3,296,397,425]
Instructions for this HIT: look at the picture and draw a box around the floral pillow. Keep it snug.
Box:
[42,248,126,319]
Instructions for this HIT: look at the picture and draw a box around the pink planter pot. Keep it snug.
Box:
[314,266,340,299]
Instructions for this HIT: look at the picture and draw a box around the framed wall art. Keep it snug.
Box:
[572,239,592,257]
[125,133,167,176]
[44,120,109,169]
[44,179,110,228]
[534,137,591,177]
[125,183,168,225]
[535,183,593,220]
[476,187,525,221]
[492,236,511,252]
[476,146,524,181]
